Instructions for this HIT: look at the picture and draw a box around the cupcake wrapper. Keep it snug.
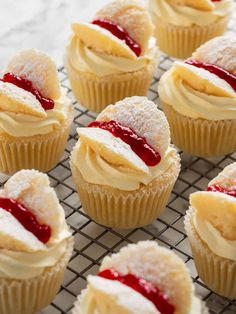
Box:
[154,16,228,59]
[0,237,74,314]
[71,151,180,228]
[163,102,236,157]
[72,289,209,314]
[0,110,74,175]
[66,60,157,113]
[185,209,236,299]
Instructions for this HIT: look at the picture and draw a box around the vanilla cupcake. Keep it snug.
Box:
[65,0,159,113]
[0,169,73,314]
[0,49,74,174]
[148,0,233,59]
[185,162,236,298]
[72,241,208,313]
[158,36,236,157]
[70,96,180,228]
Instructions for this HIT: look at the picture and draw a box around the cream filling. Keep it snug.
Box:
[0,225,71,280]
[79,288,98,314]
[193,211,236,261]
[78,287,202,314]
[158,69,236,120]
[0,89,72,137]
[149,0,233,26]
[190,296,203,314]
[66,36,158,77]
[71,141,176,191]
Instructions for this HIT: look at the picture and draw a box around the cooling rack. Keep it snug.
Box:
[0,12,236,314]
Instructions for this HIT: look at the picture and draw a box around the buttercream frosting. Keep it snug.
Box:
[66,36,158,77]
[193,209,236,261]
[0,214,71,280]
[77,281,203,314]
[0,170,72,280]
[0,89,72,137]
[71,141,176,191]
[149,0,233,27]
[158,67,236,120]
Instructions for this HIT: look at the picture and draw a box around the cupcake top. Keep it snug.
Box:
[148,0,233,27]
[71,96,179,191]
[0,169,71,279]
[0,49,72,137]
[74,241,204,314]
[158,36,236,120]
[66,0,158,77]
[189,162,236,261]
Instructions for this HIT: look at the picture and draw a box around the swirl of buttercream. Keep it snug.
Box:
[149,0,233,27]
[158,68,236,120]
[71,141,177,191]
[66,36,158,77]
[0,89,72,137]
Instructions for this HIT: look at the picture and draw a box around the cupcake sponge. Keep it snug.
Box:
[0,169,66,241]
[97,96,170,157]
[190,191,236,241]
[6,48,61,99]
[100,241,194,314]
[192,36,236,75]
[0,81,46,118]
[169,0,214,11]
[96,0,154,53]
[209,162,236,190]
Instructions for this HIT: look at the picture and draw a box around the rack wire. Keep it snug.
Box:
[0,12,236,314]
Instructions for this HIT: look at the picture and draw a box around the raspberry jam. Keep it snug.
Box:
[92,19,141,57]
[1,73,54,110]
[0,198,51,244]
[185,60,236,92]
[98,269,175,314]
[88,120,161,167]
[207,184,236,198]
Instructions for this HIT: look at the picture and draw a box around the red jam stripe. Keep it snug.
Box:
[92,19,141,57]
[185,60,236,92]
[88,120,161,167]
[98,269,175,314]
[207,184,236,198]
[0,198,51,244]
[0,73,54,110]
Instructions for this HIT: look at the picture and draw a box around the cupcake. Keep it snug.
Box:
[0,169,73,314]
[148,0,233,59]
[65,0,159,113]
[70,96,180,228]
[72,241,208,313]
[185,162,236,298]
[158,36,236,157]
[0,49,74,174]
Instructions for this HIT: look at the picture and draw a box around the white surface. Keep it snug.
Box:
[0,0,112,70]
[0,1,236,314]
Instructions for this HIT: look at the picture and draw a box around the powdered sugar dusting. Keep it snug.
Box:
[0,169,66,242]
[96,0,154,53]
[0,208,46,252]
[192,36,236,75]
[0,81,46,117]
[100,241,194,314]
[77,127,149,173]
[6,48,61,99]
[87,275,160,313]
[96,0,141,17]
[209,162,236,189]
[97,96,170,157]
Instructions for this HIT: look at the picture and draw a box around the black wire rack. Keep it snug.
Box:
[0,11,236,314]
